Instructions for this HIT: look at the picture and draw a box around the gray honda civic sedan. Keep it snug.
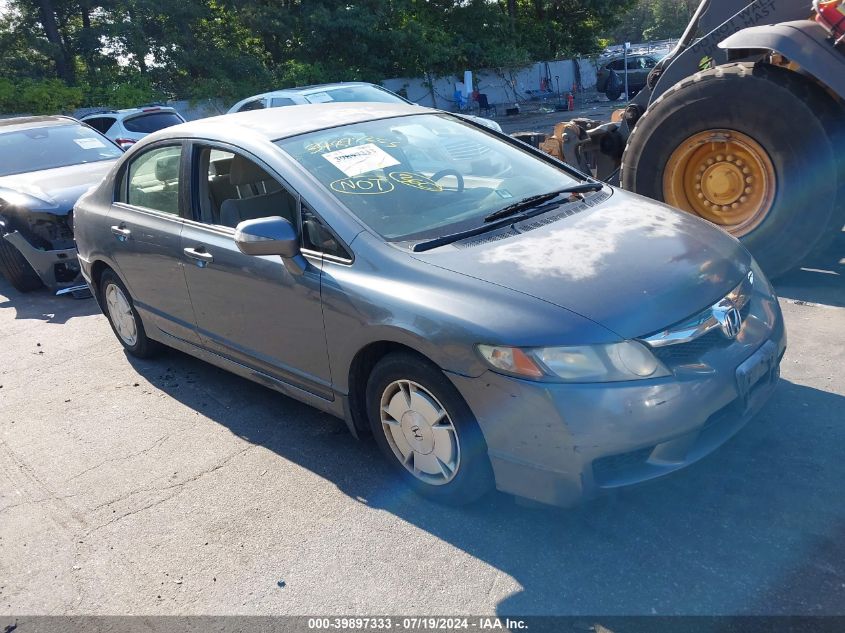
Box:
[74,103,785,507]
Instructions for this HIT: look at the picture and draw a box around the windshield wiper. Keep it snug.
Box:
[482,183,604,223]
[411,182,604,253]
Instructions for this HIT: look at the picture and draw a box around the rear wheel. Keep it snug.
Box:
[621,63,845,278]
[366,352,493,505]
[100,269,160,358]
[0,240,43,292]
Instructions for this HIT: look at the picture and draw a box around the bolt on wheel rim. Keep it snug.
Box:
[105,283,138,347]
[379,380,460,485]
[663,129,776,237]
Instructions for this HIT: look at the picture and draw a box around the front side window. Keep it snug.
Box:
[238,99,266,112]
[194,147,297,229]
[0,123,122,177]
[276,113,580,242]
[126,145,182,215]
[270,97,296,107]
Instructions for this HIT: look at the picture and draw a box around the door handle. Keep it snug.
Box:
[183,246,214,268]
[110,225,131,241]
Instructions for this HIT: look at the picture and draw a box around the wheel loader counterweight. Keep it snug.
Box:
[537,0,845,277]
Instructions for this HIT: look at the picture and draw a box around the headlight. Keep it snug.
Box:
[750,259,773,297]
[477,341,669,383]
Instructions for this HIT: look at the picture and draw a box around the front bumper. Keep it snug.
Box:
[3,230,80,290]
[449,292,786,507]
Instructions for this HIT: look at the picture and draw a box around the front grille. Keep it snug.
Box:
[652,329,729,364]
[650,301,752,365]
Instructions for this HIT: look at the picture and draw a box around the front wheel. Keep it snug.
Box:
[366,353,493,505]
[621,63,845,278]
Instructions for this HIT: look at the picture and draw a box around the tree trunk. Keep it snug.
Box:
[507,0,516,29]
[36,0,74,82]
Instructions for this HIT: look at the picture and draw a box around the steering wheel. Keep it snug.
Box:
[430,168,465,193]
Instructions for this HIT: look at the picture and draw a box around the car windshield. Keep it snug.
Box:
[0,123,122,176]
[304,85,407,105]
[276,114,580,241]
[123,111,184,133]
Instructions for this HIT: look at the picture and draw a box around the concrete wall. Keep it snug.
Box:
[382,58,597,109]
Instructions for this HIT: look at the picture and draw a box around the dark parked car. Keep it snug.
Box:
[73,103,785,507]
[0,116,122,292]
[596,54,658,100]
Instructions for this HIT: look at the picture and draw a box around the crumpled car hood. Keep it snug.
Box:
[412,189,753,339]
[0,160,116,216]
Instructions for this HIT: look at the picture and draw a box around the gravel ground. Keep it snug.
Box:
[0,225,842,616]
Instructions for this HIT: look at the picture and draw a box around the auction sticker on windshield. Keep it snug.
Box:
[322,143,400,177]
[74,137,107,149]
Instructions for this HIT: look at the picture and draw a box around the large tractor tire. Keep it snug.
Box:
[621,62,845,278]
[0,239,43,292]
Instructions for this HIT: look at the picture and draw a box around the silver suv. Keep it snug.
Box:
[81,106,186,150]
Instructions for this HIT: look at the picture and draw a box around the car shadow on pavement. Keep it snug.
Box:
[775,230,844,309]
[125,347,845,616]
[0,278,100,324]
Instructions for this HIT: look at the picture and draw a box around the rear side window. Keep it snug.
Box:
[270,97,296,107]
[607,60,625,71]
[126,145,182,215]
[123,112,184,134]
[238,99,266,112]
[84,116,116,134]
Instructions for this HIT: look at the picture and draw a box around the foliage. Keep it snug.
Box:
[611,0,697,44]
[0,77,84,114]
[0,0,636,114]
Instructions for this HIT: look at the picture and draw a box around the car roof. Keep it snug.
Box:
[0,115,79,133]
[251,82,380,99]
[156,102,432,143]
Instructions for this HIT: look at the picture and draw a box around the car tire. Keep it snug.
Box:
[0,240,43,292]
[100,269,161,358]
[366,352,493,505]
[605,85,623,101]
[621,62,845,279]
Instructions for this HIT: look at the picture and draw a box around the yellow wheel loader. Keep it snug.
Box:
[538,0,845,277]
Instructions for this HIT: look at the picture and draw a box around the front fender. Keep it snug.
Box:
[719,20,845,100]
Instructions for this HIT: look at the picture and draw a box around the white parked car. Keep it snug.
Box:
[227,82,503,132]
[80,106,186,150]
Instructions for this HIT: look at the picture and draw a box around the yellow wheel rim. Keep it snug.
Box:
[663,129,776,236]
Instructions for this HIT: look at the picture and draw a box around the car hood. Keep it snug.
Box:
[0,160,116,216]
[412,189,752,340]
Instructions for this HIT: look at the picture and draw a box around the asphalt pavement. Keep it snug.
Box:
[0,234,843,617]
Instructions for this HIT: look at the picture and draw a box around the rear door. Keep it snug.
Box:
[108,142,199,344]
[179,142,332,399]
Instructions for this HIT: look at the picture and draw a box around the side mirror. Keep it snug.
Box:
[234,216,306,274]
[234,216,299,257]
